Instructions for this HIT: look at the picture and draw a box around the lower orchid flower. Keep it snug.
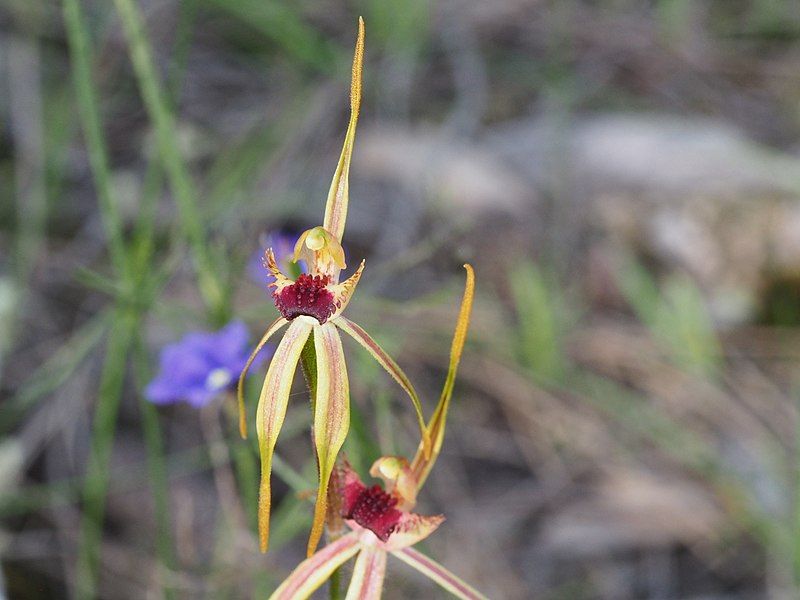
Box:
[270,266,485,600]
[237,18,432,558]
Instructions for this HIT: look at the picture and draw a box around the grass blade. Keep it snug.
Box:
[75,310,137,599]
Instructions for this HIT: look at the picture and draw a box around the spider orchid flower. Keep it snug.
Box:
[237,18,430,557]
[270,266,485,600]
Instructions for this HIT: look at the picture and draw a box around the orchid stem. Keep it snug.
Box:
[329,567,342,600]
[300,332,318,411]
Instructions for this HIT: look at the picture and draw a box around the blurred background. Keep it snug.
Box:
[2,0,800,598]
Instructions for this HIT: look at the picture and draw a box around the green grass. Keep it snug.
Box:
[505,255,795,584]
[616,255,721,377]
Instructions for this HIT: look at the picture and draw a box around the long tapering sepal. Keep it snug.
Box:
[237,317,288,438]
[334,316,430,457]
[307,322,350,556]
[391,547,488,600]
[269,533,361,600]
[323,17,364,242]
[411,264,475,489]
[345,544,387,600]
[256,318,313,552]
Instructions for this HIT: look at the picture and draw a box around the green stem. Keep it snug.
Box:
[329,568,342,600]
[300,331,318,409]
[130,0,198,278]
[63,0,130,281]
[75,310,137,600]
[132,335,176,600]
[111,0,225,318]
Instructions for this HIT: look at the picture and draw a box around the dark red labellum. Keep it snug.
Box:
[273,274,336,324]
[343,484,402,542]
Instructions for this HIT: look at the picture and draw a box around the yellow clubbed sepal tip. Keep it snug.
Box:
[306,488,327,557]
[258,476,271,552]
[322,18,364,242]
[410,264,475,490]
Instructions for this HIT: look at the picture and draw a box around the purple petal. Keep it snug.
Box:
[186,387,217,408]
[144,376,183,405]
[146,320,261,408]
[208,320,249,364]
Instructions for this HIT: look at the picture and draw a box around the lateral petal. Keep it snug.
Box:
[411,264,474,490]
[307,322,350,556]
[237,317,289,438]
[322,17,364,242]
[264,248,293,291]
[382,512,444,551]
[330,260,364,314]
[391,547,488,600]
[334,316,429,456]
[269,533,361,600]
[256,318,313,552]
[345,544,387,600]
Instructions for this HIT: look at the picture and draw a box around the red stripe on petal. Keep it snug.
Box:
[308,323,351,556]
[345,545,387,600]
[392,547,488,600]
[271,534,361,600]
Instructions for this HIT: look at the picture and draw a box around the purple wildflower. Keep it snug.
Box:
[145,320,270,408]
[248,231,305,287]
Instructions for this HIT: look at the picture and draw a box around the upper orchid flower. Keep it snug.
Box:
[237,18,429,557]
[270,266,485,600]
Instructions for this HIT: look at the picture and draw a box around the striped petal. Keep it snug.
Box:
[330,260,365,315]
[256,317,313,552]
[269,533,361,600]
[411,264,475,490]
[307,322,350,556]
[345,544,387,600]
[237,316,288,438]
[382,512,444,551]
[322,17,364,242]
[334,316,429,457]
[391,547,488,600]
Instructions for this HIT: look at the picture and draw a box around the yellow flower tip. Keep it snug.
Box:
[238,410,247,440]
[323,19,365,242]
[307,491,327,557]
[258,480,272,553]
[237,379,248,440]
[352,18,365,114]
